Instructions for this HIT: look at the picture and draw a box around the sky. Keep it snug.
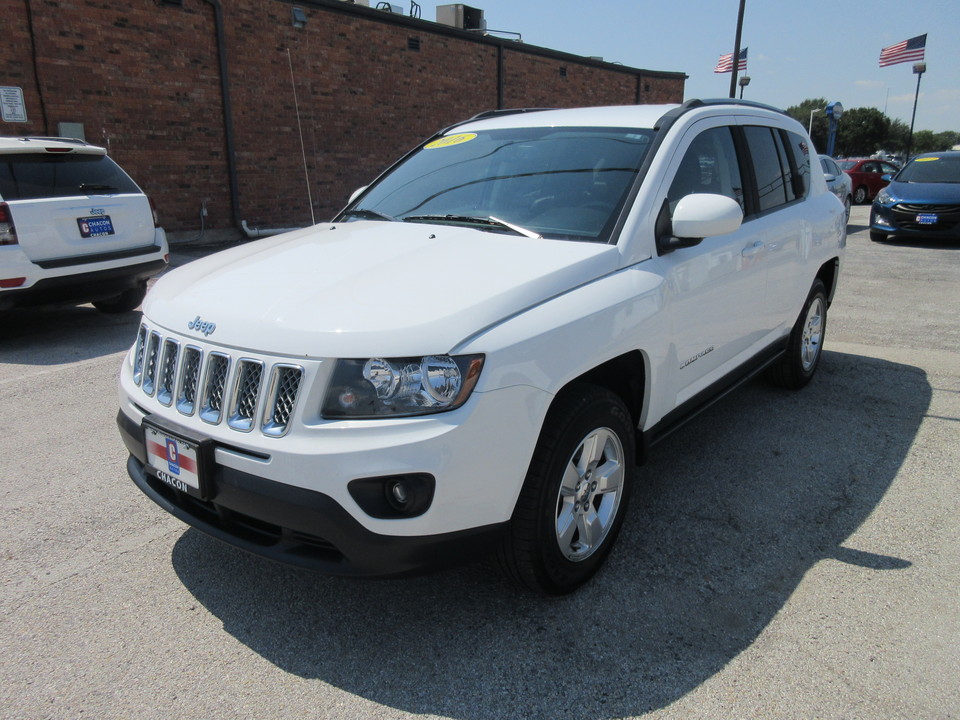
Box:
[455,0,959,133]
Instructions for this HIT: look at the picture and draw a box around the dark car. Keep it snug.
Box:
[870,151,960,243]
[839,157,900,204]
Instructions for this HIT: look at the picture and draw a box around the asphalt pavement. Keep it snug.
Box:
[1,205,958,719]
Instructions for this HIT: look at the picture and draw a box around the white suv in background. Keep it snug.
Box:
[117,100,846,595]
[0,137,167,312]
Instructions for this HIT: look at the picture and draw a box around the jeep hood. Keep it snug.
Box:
[144,221,620,358]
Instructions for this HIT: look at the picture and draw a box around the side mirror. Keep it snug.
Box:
[823,173,838,182]
[881,174,892,183]
[348,185,369,204]
[666,193,743,249]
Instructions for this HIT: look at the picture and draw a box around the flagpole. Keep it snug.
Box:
[728,0,746,98]
[905,62,925,160]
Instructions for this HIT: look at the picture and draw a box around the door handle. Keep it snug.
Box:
[741,241,764,258]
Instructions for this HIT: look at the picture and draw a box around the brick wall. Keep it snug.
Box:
[0,0,685,232]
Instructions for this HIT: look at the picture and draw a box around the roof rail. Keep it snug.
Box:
[654,97,787,131]
[467,108,554,122]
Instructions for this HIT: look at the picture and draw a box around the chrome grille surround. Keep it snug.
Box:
[130,322,304,438]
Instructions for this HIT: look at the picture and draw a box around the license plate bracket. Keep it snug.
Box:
[77,215,115,238]
[142,418,214,500]
[916,213,938,225]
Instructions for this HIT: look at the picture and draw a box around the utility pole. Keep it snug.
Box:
[905,62,926,160]
[728,0,746,99]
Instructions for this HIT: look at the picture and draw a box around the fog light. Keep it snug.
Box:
[348,473,435,519]
[388,480,409,508]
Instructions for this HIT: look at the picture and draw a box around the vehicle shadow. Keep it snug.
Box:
[0,304,140,365]
[171,349,927,719]
[872,236,960,250]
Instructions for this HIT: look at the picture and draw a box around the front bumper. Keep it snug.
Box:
[118,410,507,576]
[870,203,960,240]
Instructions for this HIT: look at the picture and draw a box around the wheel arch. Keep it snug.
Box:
[817,257,840,306]
[546,350,648,463]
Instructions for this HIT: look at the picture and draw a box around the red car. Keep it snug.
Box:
[839,158,900,204]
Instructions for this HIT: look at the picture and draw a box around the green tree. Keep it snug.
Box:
[888,119,910,155]
[785,98,829,152]
[835,107,889,158]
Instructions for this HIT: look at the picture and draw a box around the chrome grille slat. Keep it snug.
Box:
[142,331,161,396]
[132,327,303,436]
[228,359,265,432]
[132,324,148,386]
[200,352,230,425]
[156,339,180,406]
[262,365,304,437]
[176,346,202,416]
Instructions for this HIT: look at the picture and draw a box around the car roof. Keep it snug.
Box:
[0,136,107,156]
[450,99,791,134]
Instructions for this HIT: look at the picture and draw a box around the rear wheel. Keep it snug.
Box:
[497,384,634,595]
[92,283,146,313]
[768,279,827,390]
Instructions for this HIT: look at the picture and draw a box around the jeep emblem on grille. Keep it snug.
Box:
[187,315,217,336]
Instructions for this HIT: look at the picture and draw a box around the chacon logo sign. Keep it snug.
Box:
[187,315,217,336]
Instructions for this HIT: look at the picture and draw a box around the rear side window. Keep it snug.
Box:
[743,127,809,214]
[743,126,789,213]
[0,153,141,201]
[784,131,810,199]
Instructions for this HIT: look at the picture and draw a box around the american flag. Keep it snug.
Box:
[714,48,747,74]
[879,34,926,67]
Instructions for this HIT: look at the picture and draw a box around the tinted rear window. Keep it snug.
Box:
[0,153,141,201]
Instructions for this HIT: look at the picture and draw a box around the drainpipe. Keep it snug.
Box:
[203,0,242,230]
[240,220,304,239]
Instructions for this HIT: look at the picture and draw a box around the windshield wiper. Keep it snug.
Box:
[340,208,398,222]
[78,183,117,193]
[402,214,542,239]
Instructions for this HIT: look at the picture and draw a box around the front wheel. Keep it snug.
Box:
[497,385,635,595]
[869,230,888,243]
[853,185,868,205]
[768,279,827,390]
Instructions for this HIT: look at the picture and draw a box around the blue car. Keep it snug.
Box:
[870,151,960,242]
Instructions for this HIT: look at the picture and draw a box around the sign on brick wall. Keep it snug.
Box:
[1,87,28,123]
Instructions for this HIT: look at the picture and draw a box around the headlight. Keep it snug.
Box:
[322,354,484,418]
[875,187,894,205]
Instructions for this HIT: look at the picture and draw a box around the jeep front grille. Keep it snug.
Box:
[132,323,304,438]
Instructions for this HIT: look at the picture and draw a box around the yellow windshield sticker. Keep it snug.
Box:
[424,133,477,150]
[916,157,939,162]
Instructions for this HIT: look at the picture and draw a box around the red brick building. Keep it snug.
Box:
[2,0,686,232]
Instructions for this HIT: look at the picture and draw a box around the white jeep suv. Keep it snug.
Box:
[0,137,168,312]
[117,100,845,594]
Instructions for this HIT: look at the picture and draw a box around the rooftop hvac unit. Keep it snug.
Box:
[436,4,485,31]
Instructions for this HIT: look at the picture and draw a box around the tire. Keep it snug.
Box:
[869,230,888,243]
[497,384,635,595]
[853,185,868,204]
[843,195,851,222]
[92,284,147,314]
[768,279,827,390]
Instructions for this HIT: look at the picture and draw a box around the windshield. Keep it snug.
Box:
[343,126,654,242]
[896,155,960,184]
[837,160,857,171]
[0,153,141,200]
